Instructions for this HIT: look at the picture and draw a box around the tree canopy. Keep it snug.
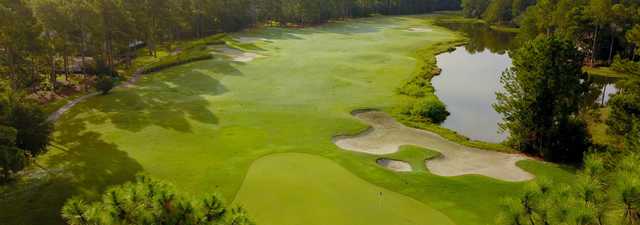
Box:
[461,0,640,66]
[0,90,52,182]
[61,175,255,225]
[494,36,591,163]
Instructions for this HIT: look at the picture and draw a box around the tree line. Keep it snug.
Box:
[461,0,640,67]
[0,0,461,92]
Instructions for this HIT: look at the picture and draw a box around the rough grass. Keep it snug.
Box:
[1,15,573,225]
[584,66,630,78]
[380,145,441,172]
[585,107,619,147]
[490,25,520,33]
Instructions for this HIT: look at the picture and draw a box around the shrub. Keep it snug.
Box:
[5,102,53,156]
[410,97,450,124]
[95,76,116,95]
[611,55,640,77]
[141,48,213,74]
[94,59,119,76]
[0,125,25,183]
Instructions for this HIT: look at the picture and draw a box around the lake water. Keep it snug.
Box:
[432,22,619,143]
[433,47,511,142]
[430,22,516,143]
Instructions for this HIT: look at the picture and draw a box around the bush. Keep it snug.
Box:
[607,79,640,149]
[545,118,591,163]
[141,48,213,74]
[94,59,119,76]
[611,55,640,76]
[409,97,450,124]
[6,102,53,156]
[95,76,116,95]
[0,125,25,183]
[0,97,52,182]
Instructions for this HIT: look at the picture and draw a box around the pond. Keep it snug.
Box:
[432,21,619,143]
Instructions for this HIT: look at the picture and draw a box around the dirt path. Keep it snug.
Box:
[46,67,147,123]
[46,47,188,123]
[334,110,534,182]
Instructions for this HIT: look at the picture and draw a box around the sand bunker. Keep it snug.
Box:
[211,45,263,62]
[377,159,412,172]
[235,37,268,44]
[334,110,534,182]
[407,27,433,32]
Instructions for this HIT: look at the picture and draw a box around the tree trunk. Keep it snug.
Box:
[591,25,599,66]
[608,34,615,65]
[31,57,37,89]
[6,47,18,89]
[63,51,70,81]
[601,84,607,106]
[50,55,56,91]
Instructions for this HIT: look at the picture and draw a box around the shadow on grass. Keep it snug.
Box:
[244,16,413,42]
[73,66,228,133]
[0,119,143,225]
[0,58,237,225]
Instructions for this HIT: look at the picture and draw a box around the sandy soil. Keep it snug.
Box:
[211,45,263,62]
[235,37,268,43]
[377,159,413,172]
[334,110,534,182]
[408,27,433,32]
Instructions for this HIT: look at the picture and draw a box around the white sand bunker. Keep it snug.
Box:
[377,158,412,172]
[334,110,534,182]
[235,37,268,44]
[407,27,433,32]
[210,45,263,62]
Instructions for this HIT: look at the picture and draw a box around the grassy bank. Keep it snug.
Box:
[379,145,441,172]
[390,20,514,153]
[584,66,631,78]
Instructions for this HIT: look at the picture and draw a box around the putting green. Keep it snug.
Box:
[233,153,455,225]
[0,14,575,225]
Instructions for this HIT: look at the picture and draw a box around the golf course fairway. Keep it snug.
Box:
[233,153,455,225]
[0,14,575,225]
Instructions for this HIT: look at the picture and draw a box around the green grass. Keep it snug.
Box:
[517,160,577,184]
[585,107,619,147]
[42,96,75,115]
[233,153,456,225]
[1,14,575,225]
[584,66,630,78]
[490,25,520,33]
[395,116,515,152]
[380,145,440,172]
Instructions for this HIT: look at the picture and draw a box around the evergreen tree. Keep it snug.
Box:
[494,36,591,163]
[61,175,255,225]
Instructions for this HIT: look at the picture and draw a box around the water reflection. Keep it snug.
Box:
[435,21,517,54]
[432,20,621,143]
[433,47,511,142]
[586,75,620,108]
